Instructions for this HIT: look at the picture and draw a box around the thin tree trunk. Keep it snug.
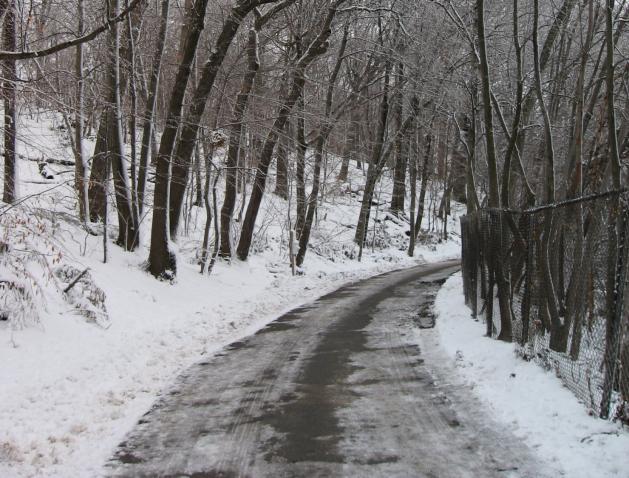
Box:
[219,25,260,258]
[2,0,17,204]
[137,0,169,219]
[88,1,147,222]
[296,24,348,266]
[533,0,556,204]
[355,61,391,246]
[476,0,499,207]
[75,0,89,221]
[415,132,433,236]
[126,2,140,234]
[408,131,418,256]
[274,124,289,199]
[193,139,203,206]
[237,1,345,261]
[337,107,358,182]
[390,60,407,215]
[107,0,138,251]
[295,95,307,236]
[605,0,621,188]
[515,0,578,170]
[501,0,524,208]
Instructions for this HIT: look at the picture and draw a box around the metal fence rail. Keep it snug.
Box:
[460,192,629,420]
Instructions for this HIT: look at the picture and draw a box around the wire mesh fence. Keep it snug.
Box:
[461,191,629,420]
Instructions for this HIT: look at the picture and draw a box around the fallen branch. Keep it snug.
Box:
[63,268,90,294]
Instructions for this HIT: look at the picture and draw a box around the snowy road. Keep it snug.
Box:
[106,261,548,478]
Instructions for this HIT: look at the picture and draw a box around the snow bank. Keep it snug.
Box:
[434,273,629,478]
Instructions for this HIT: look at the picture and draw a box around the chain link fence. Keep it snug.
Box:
[461,191,629,421]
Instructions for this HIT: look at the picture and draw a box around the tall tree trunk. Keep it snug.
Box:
[75,0,89,221]
[168,0,268,240]
[296,23,348,266]
[294,95,307,236]
[273,123,289,200]
[415,132,433,236]
[107,0,138,251]
[355,62,391,246]
[533,0,556,204]
[218,2,294,258]
[2,0,16,204]
[605,0,621,189]
[500,0,524,208]
[126,3,140,234]
[390,61,407,215]
[137,0,169,219]
[337,107,358,182]
[219,25,260,258]
[568,0,595,198]
[88,1,146,221]
[236,74,306,260]
[476,0,500,207]
[408,131,418,256]
[600,0,624,418]
[237,1,344,261]
[88,115,109,221]
[148,0,210,278]
[515,0,578,179]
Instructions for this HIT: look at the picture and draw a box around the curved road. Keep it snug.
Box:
[107,261,547,477]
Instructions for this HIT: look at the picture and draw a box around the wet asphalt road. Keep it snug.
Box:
[106,261,548,478]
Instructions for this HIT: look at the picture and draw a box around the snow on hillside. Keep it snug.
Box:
[432,273,629,478]
[0,112,461,477]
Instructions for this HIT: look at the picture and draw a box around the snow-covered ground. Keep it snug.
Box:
[0,112,461,477]
[433,273,629,478]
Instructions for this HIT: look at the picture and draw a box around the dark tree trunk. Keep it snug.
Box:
[415,133,433,236]
[237,1,344,261]
[148,0,211,278]
[533,0,556,204]
[88,116,109,221]
[296,24,348,266]
[296,134,325,266]
[2,0,17,204]
[337,109,358,182]
[88,1,146,221]
[126,7,140,235]
[273,124,289,200]
[390,61,407,215]
[476,0,500,207]
[408,133,418,256]
[75,0,88,221]
[237,74,306,261]
[137,0,169,219]
[295,95,307,236]
[106,0,138,251]
[219,26,260,258]
[168,0,264,240]
[355,62,391,246]
[218,2,295,258]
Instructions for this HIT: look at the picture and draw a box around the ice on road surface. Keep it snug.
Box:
[107,261,549,478]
